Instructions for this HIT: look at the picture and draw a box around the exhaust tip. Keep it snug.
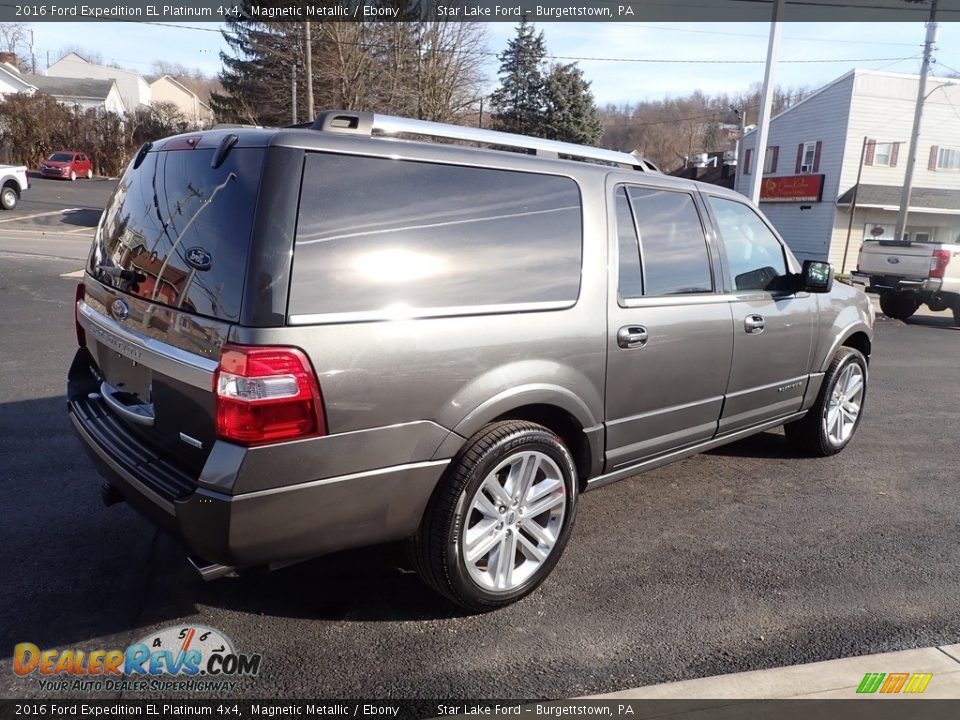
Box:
[188,556,237,582]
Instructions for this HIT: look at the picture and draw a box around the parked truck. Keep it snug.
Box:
[0,163,28,210]
[857,240,960,325]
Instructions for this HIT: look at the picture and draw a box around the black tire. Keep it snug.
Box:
[411,421,579,612]
[785,347,868,457]
[879,292,920,321]
[952,301,960,328]
[1,184,17,210]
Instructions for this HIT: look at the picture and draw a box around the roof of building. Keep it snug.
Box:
[743,69,954,138]
[668,153,736,189]
[50,52,144,80]
[837,183,960,212]
[24,74,116,100]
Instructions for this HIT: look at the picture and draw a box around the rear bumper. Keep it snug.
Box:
[860,275,941,294]
[68,358,448,569]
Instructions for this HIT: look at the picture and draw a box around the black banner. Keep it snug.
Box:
[1,0,958,23]
[3,700,960,720]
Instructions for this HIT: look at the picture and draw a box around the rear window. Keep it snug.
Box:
[288,153,582,320]
[89,146,264,322]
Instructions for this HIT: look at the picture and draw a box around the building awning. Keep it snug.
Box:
[837,184,960,214]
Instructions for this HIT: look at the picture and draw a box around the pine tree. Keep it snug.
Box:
[542,63,603,146]
[210,19,302,126]
[489,19,547,135]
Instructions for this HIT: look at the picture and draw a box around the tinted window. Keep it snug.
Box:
[615,186,643,299]
[289,153,582,318]
[89,147,264,322]
[49,152,73,162]
[708,196,789,292]
[628,187,713,296]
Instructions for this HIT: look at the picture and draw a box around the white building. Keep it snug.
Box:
[149,75,214,126]
[0,62,125,114]
[0,62,36,98]
[736,69,960,272]
[24,74,125,114]
[46,52,151,112]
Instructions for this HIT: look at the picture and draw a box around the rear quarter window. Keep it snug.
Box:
[288,153,583,320]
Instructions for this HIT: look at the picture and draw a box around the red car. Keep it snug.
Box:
[40,151,93,181]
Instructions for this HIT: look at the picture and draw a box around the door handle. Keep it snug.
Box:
[744,314,765,334]
[98,381,156,427]
[617,325,649,349]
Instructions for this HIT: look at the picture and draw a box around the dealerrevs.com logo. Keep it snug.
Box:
[13,625,262,693]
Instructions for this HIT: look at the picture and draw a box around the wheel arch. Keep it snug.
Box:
[818,322,873,373]
[432,386,603,492]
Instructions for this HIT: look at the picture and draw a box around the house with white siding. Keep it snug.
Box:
[0,61,125,114]
[736,69,960,272]
[46,52,151,112]
[149,75,214,127]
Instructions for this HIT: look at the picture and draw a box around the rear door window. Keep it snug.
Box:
[89,146,264,322]
[626,187,714,296]
[289,153,583,320]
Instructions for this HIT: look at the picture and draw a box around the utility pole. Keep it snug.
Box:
[841,136,869,273]
[29,29,35,73]
[894,0,938,245]
[291,62,297,125]
[303,22,314,120]
[748,0,784,204]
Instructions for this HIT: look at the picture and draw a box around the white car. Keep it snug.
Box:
[0,164,29,210]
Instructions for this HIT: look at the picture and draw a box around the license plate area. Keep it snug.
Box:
[97,347,152,402]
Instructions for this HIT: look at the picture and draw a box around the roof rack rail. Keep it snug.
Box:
[309,110,654,171]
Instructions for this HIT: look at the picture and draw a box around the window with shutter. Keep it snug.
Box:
[744,148,753,175]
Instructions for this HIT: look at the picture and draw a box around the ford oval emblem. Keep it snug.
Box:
[185,246,212,271]
[887,256,901,264]
[110,298,129,321]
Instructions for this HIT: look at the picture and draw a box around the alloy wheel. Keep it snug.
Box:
[823,362,864,446]
[462,450,567,592]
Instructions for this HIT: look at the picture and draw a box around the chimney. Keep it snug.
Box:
[0,52,18,69]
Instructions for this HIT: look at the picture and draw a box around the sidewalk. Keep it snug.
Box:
[586,644,960,701]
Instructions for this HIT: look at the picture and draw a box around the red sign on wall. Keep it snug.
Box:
[760,174,825,202]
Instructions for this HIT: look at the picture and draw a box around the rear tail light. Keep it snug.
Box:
[214,344,326,445]
[75,281,86,347]
[930,249,952,279]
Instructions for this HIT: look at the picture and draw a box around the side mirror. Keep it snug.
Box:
[801,260,833,293]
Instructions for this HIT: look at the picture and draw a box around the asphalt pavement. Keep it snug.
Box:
[1,196,959,699]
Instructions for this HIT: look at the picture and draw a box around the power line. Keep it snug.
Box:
[139,24,917,66]
[603,22,921,47]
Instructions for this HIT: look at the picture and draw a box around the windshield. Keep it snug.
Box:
[49,153,73,162]
[88,146,264,322]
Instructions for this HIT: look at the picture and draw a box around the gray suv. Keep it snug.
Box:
[68,111,874,611]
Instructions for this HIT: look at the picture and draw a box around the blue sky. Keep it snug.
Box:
[25,21,960,105]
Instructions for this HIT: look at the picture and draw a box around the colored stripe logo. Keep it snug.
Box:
[856,672,933,694]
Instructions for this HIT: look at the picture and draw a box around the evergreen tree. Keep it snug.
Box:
[489,19,547,135]
[210,19,302,126]
[542,63,603,146]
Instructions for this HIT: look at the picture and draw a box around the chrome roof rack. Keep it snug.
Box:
[309,110,654,172]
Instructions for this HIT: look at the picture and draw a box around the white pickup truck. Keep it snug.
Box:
[0,163,29,211]
[857,240,960,325]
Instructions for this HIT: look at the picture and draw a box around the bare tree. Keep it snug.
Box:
[0,23,30,69]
